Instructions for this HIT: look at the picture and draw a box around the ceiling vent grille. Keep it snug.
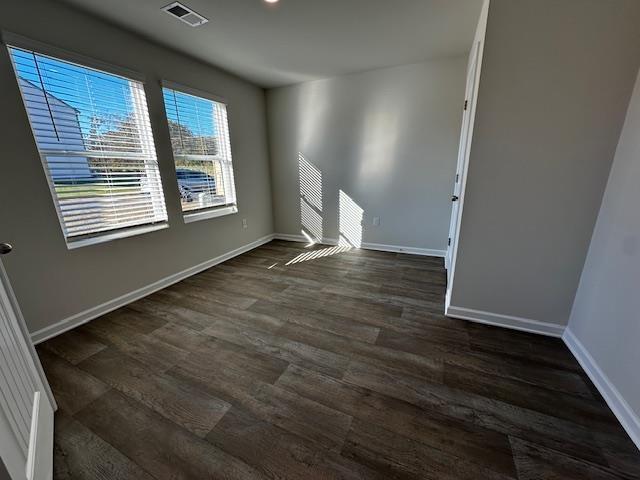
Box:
[162,2,208,27]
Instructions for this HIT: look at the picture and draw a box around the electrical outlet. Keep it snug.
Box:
[373,216,380,226]
[242,218,248,229]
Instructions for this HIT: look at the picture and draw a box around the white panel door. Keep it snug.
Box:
[0,243,55,480]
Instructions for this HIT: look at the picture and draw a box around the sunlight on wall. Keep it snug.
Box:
[300,199,323,242]
[297,155,364,252]
[299,154,322,210]
[301,230,316,245]
[356,95,400,184]
[338,190,363,248]
[285,245,352,266]
[298,81,330,152]
[299,153,323,243]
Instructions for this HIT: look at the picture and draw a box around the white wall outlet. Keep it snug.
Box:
[242,218,248,229]
[373,216,380,226]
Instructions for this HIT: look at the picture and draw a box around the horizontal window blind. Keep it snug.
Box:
[162,87,237,213]
[9,46,167,241]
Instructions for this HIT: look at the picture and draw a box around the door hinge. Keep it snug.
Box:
[464,100,468,111]
[455,173,460,183]
[448,237,451,246]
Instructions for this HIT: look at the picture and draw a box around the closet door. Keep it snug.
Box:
[0,244,55,480]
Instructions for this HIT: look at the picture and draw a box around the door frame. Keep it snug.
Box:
[445,0,490,313]
[0,259,55,480]
[445,40,481,276]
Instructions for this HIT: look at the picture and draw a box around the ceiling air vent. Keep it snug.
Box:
[162,2,209,27]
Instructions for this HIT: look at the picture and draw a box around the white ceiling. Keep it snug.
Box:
[61,0,483,88]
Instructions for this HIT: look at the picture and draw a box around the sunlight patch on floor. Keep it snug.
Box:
[285,245,352,265]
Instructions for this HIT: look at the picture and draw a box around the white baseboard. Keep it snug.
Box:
[563,328,640,451]
[30,234,276,344]
[273,234,446,258]
[445,305,565,337]
[361,242,446,258]
[273,233,314,244]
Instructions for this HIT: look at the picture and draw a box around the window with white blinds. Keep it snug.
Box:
[8,46,168,244]
[162,85,237,216]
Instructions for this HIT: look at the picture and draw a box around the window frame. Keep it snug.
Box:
[4,33,169,249]
[161,80,238,223]
[3,32,145,83]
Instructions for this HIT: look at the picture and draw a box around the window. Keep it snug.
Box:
[8,46,167,247]
[162,84,237,220]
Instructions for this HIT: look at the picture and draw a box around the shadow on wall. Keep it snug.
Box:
[297,152,364,253]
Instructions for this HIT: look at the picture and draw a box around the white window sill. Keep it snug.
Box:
[183,205,238,224]
[66,223,169,250]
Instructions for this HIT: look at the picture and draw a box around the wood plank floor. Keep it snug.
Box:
[37,240,640,479]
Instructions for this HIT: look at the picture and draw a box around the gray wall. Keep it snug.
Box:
[568,69,640,420]
[0,0,273,334]
[267,57,466,251]
[450,0,640,325]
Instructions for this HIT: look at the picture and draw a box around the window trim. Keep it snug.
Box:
[161,80,238,223]
[183,205,238,224]
[161,79,227,106]
[1,31,145,82]
[67,223,168,250]
[7,38,169,249]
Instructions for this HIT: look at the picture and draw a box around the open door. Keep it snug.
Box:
[0,242,55,480]
[445,41,481,279]
[445,0,490,314]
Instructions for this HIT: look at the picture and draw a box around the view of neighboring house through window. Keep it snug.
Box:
[8,46,167,245]
[162,85,237,217]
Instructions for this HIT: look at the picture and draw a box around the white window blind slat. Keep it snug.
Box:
[162,86,237,214]
[8,46,168,242]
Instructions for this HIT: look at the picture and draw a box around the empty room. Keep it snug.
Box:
[1,0,640,479]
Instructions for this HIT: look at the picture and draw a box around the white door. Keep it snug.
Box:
[0,242,55,480]
[445,41,481,278]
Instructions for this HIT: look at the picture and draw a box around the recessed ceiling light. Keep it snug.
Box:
[264,0,279,3]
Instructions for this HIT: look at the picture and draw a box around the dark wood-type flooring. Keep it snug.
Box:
[37,240,640,479]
